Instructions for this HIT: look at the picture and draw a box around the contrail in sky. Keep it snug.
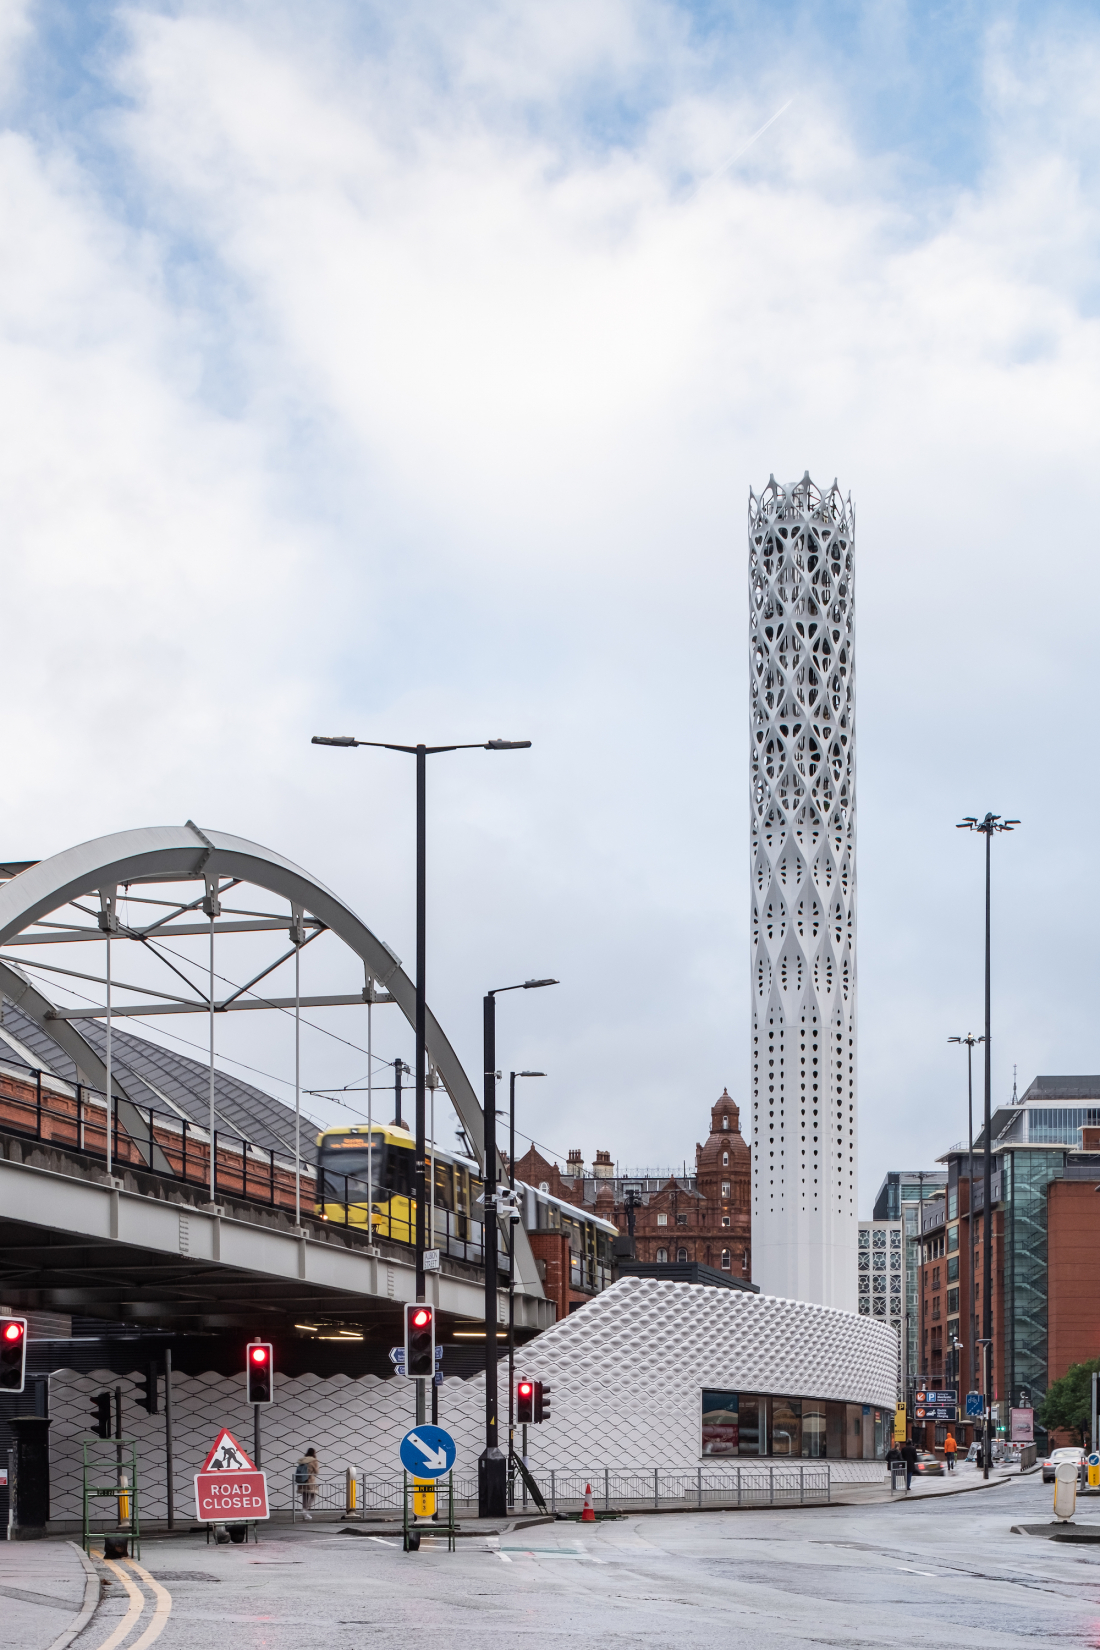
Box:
[692,98,795,195]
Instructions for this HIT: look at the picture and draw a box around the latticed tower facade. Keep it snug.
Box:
[748,473,857,1313]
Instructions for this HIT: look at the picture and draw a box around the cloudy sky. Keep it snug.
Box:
[2,0,1099,1213]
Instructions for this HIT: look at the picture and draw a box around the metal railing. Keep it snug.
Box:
[290,1465,831,1517]
[0,1060,303,1211]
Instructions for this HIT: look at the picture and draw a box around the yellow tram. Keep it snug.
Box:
[315,1119,617,1288]
[315,1120,487,1261]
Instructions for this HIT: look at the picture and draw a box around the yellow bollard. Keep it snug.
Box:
[1088,1456,1099,1489]
[413,1478,436,1519]
[346,1466,358,1514]
[118,1472,130,1524]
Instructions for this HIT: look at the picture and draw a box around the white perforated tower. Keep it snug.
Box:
[748,473,857,1313]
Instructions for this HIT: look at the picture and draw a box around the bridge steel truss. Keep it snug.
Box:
[0,823,547,1331]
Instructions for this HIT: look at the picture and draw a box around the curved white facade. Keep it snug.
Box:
[749,474,857,1312]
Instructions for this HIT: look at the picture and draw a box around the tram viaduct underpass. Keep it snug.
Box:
[0,824,555,1363]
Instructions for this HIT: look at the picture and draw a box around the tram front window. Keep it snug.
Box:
[317,1135,413,1203]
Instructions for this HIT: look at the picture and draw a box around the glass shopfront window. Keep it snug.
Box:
[737,1394,765,1455]
[771,1396,802,1456]
[701,1390,739,1456]
[802,1402,827,1458]
[700,1391,878,1458]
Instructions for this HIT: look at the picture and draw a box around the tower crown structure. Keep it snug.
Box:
[748,472,857,1312]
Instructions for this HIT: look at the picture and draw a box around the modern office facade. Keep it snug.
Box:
[873,1170,947,1386]
[857,1220,904,1398]
[748,473,857,1311]
[908,1077,1100,1451]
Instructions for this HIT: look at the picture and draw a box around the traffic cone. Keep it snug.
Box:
[581,1483,596,1523]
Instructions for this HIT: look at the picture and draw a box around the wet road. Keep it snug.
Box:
[50,1471,1100,1650]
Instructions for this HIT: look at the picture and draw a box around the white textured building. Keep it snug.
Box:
[749,474,857,1313]
[42,1278,898,1520]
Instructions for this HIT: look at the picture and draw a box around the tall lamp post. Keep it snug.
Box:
[312,732,531,1428]
[480,981,557,1517]
[957,812,1018,1479]
[948,1033,984,1400]
[507,1069,545,1507]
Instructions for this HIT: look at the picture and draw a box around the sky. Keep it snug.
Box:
[2,0,1100,1214]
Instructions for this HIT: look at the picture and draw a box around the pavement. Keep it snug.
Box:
[10,1467,1100,1650]
[0,1538,97,1650]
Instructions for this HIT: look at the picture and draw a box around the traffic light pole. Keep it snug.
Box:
[254,1404,261,1469]
[164,1349,175,1531]
[479,991,506,1517]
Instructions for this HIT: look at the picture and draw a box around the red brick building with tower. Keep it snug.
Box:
[512,1089,753,1311]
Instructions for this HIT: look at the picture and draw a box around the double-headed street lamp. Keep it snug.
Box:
[957,811,1018,1480]
[947,1032,984,1397]
[312,733,531,1427]
[479,981,557,1517]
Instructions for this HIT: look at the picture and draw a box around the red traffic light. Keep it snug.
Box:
[519,1381,533,1397]
[3,1321,24,1343]
[250,1345,268,1363]
[412,1308,431,1328]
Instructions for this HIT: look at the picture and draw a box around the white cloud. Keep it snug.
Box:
[2,2,1100,1203]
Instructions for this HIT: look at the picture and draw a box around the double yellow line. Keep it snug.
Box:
[88,1555,172,1650]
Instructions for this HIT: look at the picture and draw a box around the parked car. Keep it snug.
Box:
[1042,1447,1086,1484]
[913,1451,944,1477]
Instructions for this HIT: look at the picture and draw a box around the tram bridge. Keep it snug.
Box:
[0,825,555,1341]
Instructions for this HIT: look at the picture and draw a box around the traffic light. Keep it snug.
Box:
[517,1379,549,1424]
[246,1342,274,1404]
[135,1362,158,1415]
[90,1392,112,1439]
[0,1317,26,1392]
[404,1303,435,1378]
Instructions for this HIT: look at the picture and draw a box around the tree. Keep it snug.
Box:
[1038,1358,1100,1447]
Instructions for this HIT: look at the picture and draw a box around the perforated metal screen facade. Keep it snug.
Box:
[749,474,857,1312]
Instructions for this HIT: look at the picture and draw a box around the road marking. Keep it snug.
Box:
[96,1560,144,1650]
[896,1566,937,1578]
[496,1552,513,1563]
[123,1561,172,1650]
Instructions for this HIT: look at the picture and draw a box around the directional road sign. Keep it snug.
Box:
[399,1425,457,1478]
[965,1391,984,1418]
[389,1346,443,1378]
[194,1427,269,1522]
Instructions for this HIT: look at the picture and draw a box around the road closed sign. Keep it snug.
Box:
[194,1427,269,1522]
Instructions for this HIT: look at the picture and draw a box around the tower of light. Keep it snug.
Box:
[748,472,857,1312]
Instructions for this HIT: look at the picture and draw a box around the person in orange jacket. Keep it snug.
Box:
[943,1431,958,1472]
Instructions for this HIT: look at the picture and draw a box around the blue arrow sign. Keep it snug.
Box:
[399,1425,456,1478]
[965,1391,984,1418]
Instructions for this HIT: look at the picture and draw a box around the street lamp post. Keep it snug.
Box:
[313,733,531,1427]
[479,981,557,1518]
[948,1033,984,1401]
[507,1069,544,1508]
[957,812,1018,1479]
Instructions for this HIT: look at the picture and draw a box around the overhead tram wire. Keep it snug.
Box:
[9,907,575,1162]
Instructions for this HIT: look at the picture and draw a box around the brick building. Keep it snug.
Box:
[912,1078,1100,1452]
[513,1089,752,1284]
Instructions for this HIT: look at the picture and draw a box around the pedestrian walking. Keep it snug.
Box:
[943,1432,957,1473]
[886,1441,903,1491]
[900,1438,919,1492]
[296,1447,319,1518]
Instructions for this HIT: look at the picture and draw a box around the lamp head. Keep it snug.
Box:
[312,735,358,747]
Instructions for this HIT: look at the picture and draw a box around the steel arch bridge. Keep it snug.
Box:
[0,822,547,1330]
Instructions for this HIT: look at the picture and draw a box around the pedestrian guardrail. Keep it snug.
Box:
[292,1464,830,1517]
